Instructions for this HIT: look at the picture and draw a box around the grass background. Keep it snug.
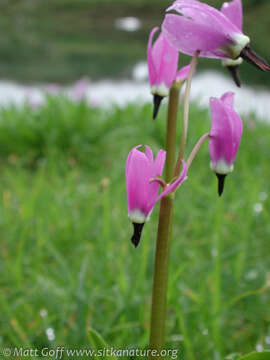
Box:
[0,95,270,359]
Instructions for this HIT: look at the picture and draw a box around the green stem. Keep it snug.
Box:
[212,198,223,358]
[149,195,174,355]
[149,83,181,357]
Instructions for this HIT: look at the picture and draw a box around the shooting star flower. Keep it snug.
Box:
[220,0,244,86]
[147,27,191,119]
[162,0,270,78]
[209,92,243,196]
[126,145,187,246]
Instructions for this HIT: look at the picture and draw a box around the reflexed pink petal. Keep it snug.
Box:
[221,0,243,30]
[145,145,154,162]
[209,94,242,165]
[176,64,192,82]
[126,146,151,214]
[126,145,141,176]
[163,0,249,60]
[152,149,166,176]
[162,14,229,59]
[209,98,233,164]
[221,91,235,107]
[152,33,164,75]
[222,95,243,149]
[152,33,179,88]
[147,27,159,86]
[168,0,240,35]
[147,26,181,95]
[160,36,179,88]
[126,146,167,218]
[126,146,146,176]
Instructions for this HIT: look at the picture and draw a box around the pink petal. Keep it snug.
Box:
[210,98,233,164]
[221,93,242,141]
[145,145,154,162]
[176,64,193,82]
[163,0,245,59]
[126,145,141,176]
[222,95,243,149]
[221,91,235,107]
[126,146,151,214]
[152,149,166,176]
[162,14,230,59]
[151,33,164,75]
[209,95,242,165]
[126,146,167,218]
[147,27,159,86]
[221,0,243,30]
[168,0,241,35]
[152,33,179,88]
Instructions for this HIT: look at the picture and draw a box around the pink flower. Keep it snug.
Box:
[162,0,269,72]
[221,0,243,31]
[220,0,244,86]
[147,27,191,119]
[126,145,187,246]
[209,92,243,196]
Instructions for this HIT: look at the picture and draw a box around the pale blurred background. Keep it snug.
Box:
[1,1,270,358]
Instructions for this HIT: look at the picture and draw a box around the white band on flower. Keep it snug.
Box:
[151,83,169,97]
[128,209,149,223]
[231,34,250,58]
[222,57,243,67]
[210,159,234,174]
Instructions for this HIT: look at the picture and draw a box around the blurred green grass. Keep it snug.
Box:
[0,0,269,85]
[0,97,270,359]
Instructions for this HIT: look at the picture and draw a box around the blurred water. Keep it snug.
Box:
[1,67,270,121]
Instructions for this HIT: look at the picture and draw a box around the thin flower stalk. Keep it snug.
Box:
[174,51,199,177]
[187,133,210,171]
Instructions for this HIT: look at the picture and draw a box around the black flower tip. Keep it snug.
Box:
[131,222,145,248]
[227,65,241,88]
[241,45,270,72]
[153,94,164,120]
[215,173,227,197]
